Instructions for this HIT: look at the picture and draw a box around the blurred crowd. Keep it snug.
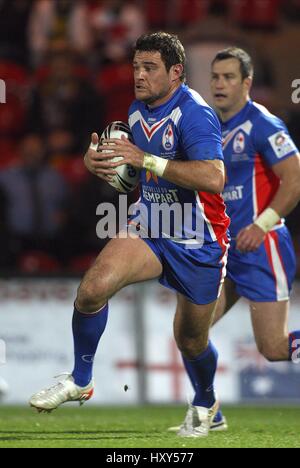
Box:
[0,0,299,275]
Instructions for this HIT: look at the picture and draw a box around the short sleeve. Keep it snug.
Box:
[179,104,223,161]
[252,115,299,166]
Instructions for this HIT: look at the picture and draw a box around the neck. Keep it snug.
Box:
[218,97,250,123]
[148,82,182,109]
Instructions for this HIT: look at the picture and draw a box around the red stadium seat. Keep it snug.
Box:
[228,0,281,28]
[145,0,168,28]
[95,63,134,126]
[176,0,209,25]
[69,254,97,274]
[34,64,91,85]
[0,139,18,169]
[51,156,88,189]
[0,61,29,136]
[18,251,61,273]
[0,60,29,86]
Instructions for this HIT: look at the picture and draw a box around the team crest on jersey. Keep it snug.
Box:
[233,132,245,153]
[268,130,297,159]
[275,134,286,146]
[162,123,174,151]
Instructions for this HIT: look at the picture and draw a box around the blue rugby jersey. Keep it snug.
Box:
[221,100,299,237]
[128,83,230,245]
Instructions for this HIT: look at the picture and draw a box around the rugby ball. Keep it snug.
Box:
[99,121,140,193]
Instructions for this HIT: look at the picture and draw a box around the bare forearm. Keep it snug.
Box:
[163,160,225,193]
[270,180,300,217]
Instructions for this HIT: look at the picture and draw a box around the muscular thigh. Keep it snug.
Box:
[80,234,163,301]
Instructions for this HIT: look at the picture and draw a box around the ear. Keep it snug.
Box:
[170,64,184,82]
[243,76,253,94]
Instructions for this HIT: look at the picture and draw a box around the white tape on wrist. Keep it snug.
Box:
[254,207,280,233]
[143,153,168,177]
[90,142,99,151]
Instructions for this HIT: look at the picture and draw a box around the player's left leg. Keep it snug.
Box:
[250,300,300,362]
[168,281,235,434]
[173,294,219,437]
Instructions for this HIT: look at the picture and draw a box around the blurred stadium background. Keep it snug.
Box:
[0,0,300,409]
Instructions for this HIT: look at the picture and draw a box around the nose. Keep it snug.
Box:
[215,77,226,89]
[135,69,145,80]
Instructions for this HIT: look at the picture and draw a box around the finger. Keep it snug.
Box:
[236,237,249,252]
[236,228,246,240]
[90,132,99,151]
[95,168,118,176]
[102,138,127,145]
[90,152,116,161]
[91,160,119,169]
[94,160,125,168]
[111,159,127,167]
[236,233,246,247]
[97,174,114,182]
[97,144,125,153]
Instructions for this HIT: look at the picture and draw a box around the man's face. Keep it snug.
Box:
[133,51,175,106]
[211,58,251,113]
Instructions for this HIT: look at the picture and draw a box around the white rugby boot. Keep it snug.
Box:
[177,400,219,438]
[29,374,94,413]
[168,411,228,433]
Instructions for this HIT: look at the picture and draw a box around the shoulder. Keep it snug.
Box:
[179,86,220,126]
[249,101,287,133]
[248,102,298,158]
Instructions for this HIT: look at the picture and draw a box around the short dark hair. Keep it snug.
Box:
[212,47,254,81]
[134,32,186,82]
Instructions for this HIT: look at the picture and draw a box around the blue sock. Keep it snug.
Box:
[72,304,108,387]
[183,341,218,408]
[213,410,224,423]
[288,331,300,361]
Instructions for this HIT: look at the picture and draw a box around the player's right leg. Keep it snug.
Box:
[29,234,163,412]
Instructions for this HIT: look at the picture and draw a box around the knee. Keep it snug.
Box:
[257,341,281,362]
[175,336,208,360]
[76,276,111,313]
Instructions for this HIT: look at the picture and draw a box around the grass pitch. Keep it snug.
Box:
[0,405,299,448]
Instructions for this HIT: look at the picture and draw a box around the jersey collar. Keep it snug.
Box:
[221,100,252,129]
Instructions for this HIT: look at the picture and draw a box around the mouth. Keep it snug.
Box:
[214,93,227,99]
[135,85,147,91]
